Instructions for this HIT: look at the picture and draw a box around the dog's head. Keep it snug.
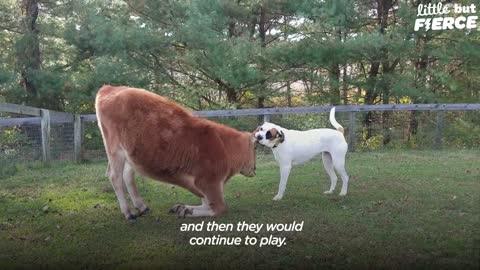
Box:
[253,122,285,149]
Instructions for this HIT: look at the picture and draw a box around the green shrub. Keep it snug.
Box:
[0,126,30,150]
[0,155,17,179]
[358,128,384,151]
[444,118,480,148]
[83,123,105,150]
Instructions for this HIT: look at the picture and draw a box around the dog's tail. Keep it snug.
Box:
[329,107,344,134]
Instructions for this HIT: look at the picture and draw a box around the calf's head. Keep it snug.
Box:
[239,134,257,177]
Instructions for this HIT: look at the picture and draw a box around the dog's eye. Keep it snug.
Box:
[260,127,263,131]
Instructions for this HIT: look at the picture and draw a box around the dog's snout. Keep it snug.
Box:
[256,134,263,140]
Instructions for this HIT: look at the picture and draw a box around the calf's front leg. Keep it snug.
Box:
[171,179,226,218]
[169,197,210,217]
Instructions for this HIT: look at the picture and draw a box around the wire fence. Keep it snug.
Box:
[1,103,479,178]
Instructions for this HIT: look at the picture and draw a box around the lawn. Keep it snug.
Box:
[0,150,479,269]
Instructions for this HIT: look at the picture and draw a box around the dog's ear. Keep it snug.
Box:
[278,130,285,142]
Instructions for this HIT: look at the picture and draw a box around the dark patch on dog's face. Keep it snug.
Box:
[266,128,278,140]
[265,130,272,140]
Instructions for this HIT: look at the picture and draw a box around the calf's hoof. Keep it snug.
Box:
[169,204,184,214]
[126,214,137,223]
[138,207,150,216]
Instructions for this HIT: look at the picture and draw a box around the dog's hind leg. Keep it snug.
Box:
[332,151,349,196]
[322,152,338,194]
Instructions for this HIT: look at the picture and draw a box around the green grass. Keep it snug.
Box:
[1,150,479,269]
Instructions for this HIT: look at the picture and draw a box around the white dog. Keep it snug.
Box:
[254,107,349,200]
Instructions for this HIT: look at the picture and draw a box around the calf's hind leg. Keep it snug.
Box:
[108,153,136,220]
[123,162,149,216]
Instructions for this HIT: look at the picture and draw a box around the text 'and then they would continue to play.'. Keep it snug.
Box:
[180,221,304,247]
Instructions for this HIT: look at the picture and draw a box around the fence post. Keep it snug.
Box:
[434,110,444,149]
[348,112,356,152]
[40,109,51,163]
[263,114,271,123]
[74,114,84,163]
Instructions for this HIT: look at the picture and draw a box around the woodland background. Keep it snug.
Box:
[0,0,479,146]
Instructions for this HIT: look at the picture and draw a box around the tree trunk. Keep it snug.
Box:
[286,81,292,107]
[364,0,393,141]
[382,102,391,145]
[20,0,40,98]
[381,60,399,146]
[226,88,238,103]
[364,62,380,140]
[257,5,267,110]
[408,110,419,141]
[342,65,348,105]
[408,56,428,141]
[329,64,341,105]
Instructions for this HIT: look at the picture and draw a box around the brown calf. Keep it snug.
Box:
[95,85,257,220]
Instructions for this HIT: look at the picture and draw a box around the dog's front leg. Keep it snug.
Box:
[273,163,292,200]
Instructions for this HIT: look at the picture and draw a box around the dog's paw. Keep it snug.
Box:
[324,190,334,194]
[272,194,283,201]
[339,192,347,196]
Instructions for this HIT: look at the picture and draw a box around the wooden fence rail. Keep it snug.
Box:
[1,102,480,163]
